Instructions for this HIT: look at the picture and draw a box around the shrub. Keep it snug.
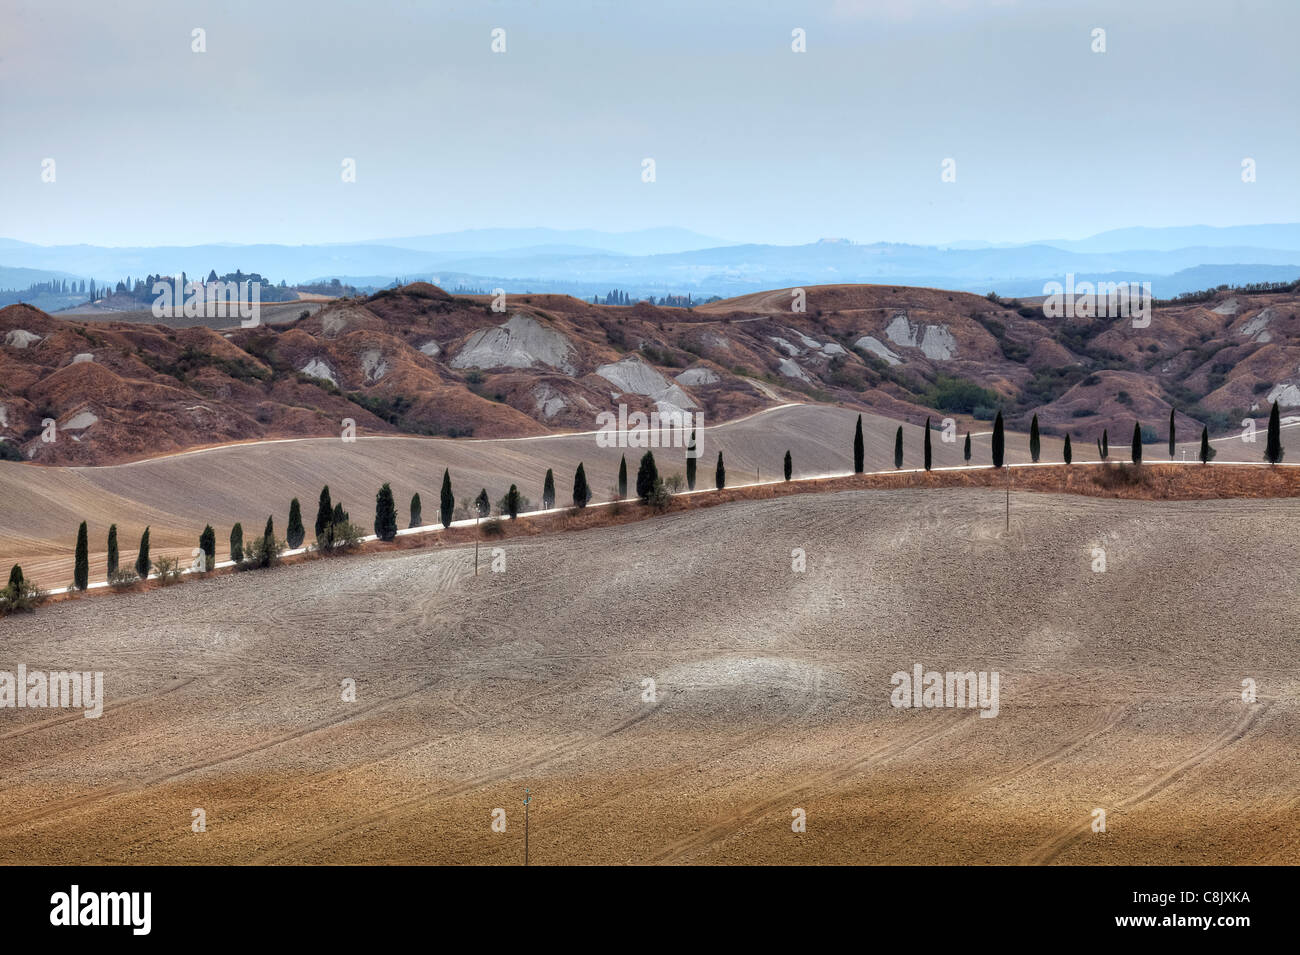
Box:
[243,533,286,568]
[154,555,183,585]
[0,566,45,614]
[663,473,685,494]
[482,517,505,536]
[107,568,139,591]
[647,477,672,512]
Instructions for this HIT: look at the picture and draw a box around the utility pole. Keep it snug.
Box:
[523,788,531,866]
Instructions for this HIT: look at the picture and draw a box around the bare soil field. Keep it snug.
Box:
[1,488,1296,864]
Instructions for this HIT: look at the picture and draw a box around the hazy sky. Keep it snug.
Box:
[3,0,1297,248]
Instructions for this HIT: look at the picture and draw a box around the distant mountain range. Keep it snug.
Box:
[3,224,1299,306]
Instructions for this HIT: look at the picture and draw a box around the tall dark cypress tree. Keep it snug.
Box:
[715,452,726,490]
[74,521,88,591]
[573,462,590,507]
[230,522,243,563]
[1168,407,1177,459]
[410,493,422,528]
[106,524,119,577]
[991,412,1005,468]
[963,433,971,463]
[1029,414,1041,463]
[783,449,792,482]
[287,498,305,549]
[440,469,454,528]
[617,455,628,499]
[1097,429,1109,461]
[1266,400,1284,464]
[475,488,490,518]
[199,525,215,571]
[136,527,152,579]
[894,426,903,469]
[1131,421,1143,465]
[923,418,933,470]
[375,483,398,540]
[505,484,520,519]
[853,414,865,473]
[1063,433,1072,465]
[636,451,658,501]
[542,469,555,510]
[686,426,697,491]
[1200,426,1214,464]
[315,485,332,539]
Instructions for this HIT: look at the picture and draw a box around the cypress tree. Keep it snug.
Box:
[1168,407,1176,459]
[1266,400,1284,464]
[618,455,628,499]
[199,525,215,571]
[440,469,454,528]
[261,516,275,566]
[7,565,22,590]
[783,449,792,482]
[1097,429,1109,461]
[106,524,119,577]
[315,485,332,539]
[375,483,397,540]
[853,414,864,473]
[923,417,932,471]
[963,433,971,463]
[287,498,305,549]
[542,469,555,510]
[505,484,520,519]
[894,426,903,469]
[1131,421,1142,465]
[74,521,88,591]
[1063,433,1072,465]
[573,463,590,507]
[1029,414,1041,463]
[136,527,152,579]
[475,488,490,518]
[410,493,422,528]
[230,523,243,563]
[1200,426,1214,464]
[715,451,726,490]
[636,451,658,501]
[992,412,1005,468]
[686,429,697,490]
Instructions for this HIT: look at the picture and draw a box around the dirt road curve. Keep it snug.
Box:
[1,488,1296,864]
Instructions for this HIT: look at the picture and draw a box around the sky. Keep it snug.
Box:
[2,0,1297,248]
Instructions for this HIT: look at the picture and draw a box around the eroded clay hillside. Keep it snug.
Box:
[1,280,1298,464]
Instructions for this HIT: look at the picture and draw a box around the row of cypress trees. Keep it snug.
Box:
[847,401,1286,471]
[44,400,1293,593]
